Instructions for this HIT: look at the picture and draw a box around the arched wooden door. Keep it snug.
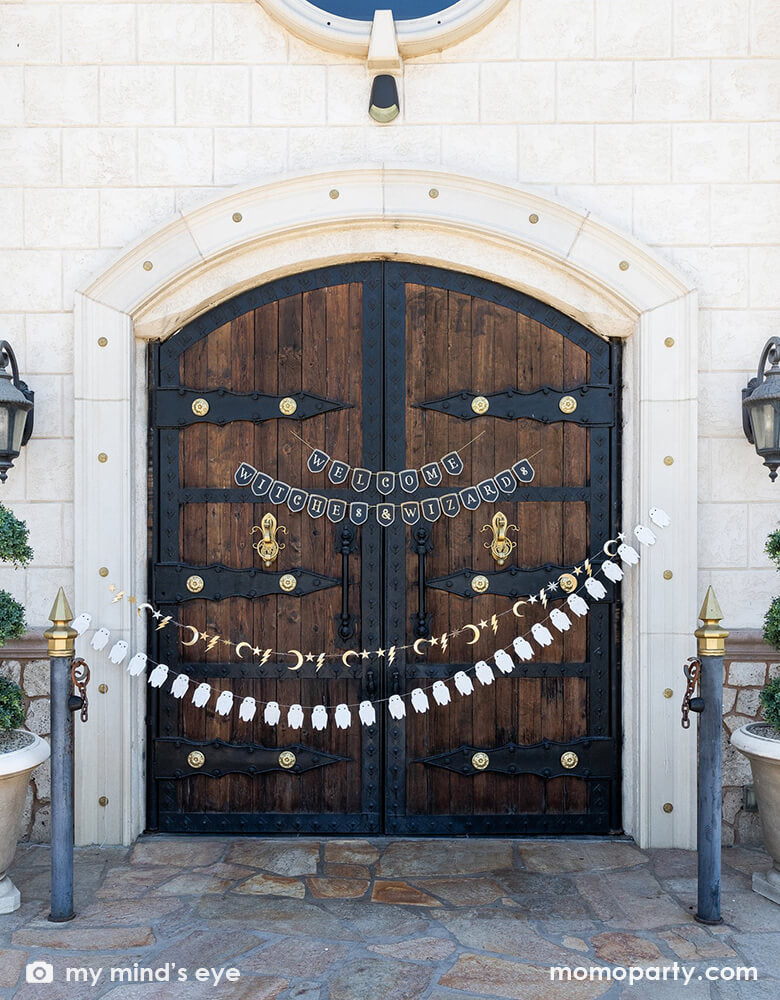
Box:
[148,263,621,835]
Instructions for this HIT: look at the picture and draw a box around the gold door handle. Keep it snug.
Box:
[252,512,286,569]
[481,511,518,567]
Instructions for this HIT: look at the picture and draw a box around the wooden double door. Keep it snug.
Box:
[148,263,621,835]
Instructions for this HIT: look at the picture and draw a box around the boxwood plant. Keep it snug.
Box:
[0,503,32,649]
[764,528,780,651]
[0,676,25,731]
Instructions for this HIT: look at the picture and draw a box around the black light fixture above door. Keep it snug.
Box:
[742,336,780,482]
[0,340,34,483]
[369,75,400,123]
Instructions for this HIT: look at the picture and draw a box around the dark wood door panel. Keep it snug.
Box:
[149,262,620,836]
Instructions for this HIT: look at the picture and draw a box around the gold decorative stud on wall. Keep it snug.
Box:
[472,752,490,771]
[279,750,296,769]
[559,395,577,414]
[471,395,489,415]
[191,398,209,417]
[561,751,579,769]
[470,574,489,594]
[279,573,297,593]
[279,396,297,415]
[187,750,206,769]
[186,575,204,594]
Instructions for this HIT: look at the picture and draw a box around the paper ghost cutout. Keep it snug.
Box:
[127,652,148,676]
[634,523,657,546]
[618,542,640,565]
[432,680,451,705]
[287,704,304,729]
[311,705,328,731]
[550,608,572,632]
[171,673,190,699]
[531,623,553,647]
[90,627,110,651]
[475,660,495,685]
[494,649,514,674]
[215,691,234,716]
[334,703,352,729]
[264,701,281,726]
[358,700,376,726]
[584,577,608,600]
[72,612,92,635]
[192,682,211,708]
[388,694,406,719]
[512,636,534,661]
[567,593,589,617]
[410,688,430,713]
[454,671,474,696]
[602,560,624,583]
[239,697,257,722]
[148,663,169,688]
[649,506,671,528]
[108,640,129,664]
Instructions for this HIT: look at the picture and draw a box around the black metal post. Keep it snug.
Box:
[694,586,728,925]
[44,588,78,922]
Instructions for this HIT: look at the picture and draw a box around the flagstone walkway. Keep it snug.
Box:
[2,838,779,999]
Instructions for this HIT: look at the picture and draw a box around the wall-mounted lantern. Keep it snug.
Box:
[743,336,780,482]
[0,341,34,483]
[369,75,400,123]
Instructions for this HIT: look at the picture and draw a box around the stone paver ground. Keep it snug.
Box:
[2,838,779,999]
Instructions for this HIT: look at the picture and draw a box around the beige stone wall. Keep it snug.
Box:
[722,637,779,845]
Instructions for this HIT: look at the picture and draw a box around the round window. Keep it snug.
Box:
[259,0,509,56]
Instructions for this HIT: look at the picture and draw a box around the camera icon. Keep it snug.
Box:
[26,961,54,984]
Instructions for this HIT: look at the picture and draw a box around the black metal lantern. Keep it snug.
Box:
[743,336,780,482]
[0,341,34,483]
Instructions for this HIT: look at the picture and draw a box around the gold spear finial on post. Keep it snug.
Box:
[694,586,729,658]
[45,587,77,659]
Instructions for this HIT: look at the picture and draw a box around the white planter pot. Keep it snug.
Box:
[0,732,50,913]
[731,723,780,905]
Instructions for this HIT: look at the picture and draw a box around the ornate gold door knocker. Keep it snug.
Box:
[481,511,518,567]
[252,512,286,568]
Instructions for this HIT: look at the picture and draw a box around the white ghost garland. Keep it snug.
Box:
[602,560,624,583]
[475,660,495,685]
[192,682,211,708]
[388,694,406,719]
[454,671,474,696]
[72,612,92,635]
[90,627,110,651]
[287,704,304,729]
[432,680,451,705]
[410,688,430,713]
[567,593,589,617]
[239,697,257,722]
[171,673,190,699]
[148,663,169,688]
[512,636,534,661]
[618,542,640,565]
[311,705,328,731]
[264,701,281,726]
[550,608,571,632]
[127,652,148,676]
[334,703,352,729]
[584,577,608,600]
[531,623,553,647]
[634,523,657,546]
[358,700,376,726]
[494,649,514,675]
[215,691,233,716]
[108,640,129,664]
[649,506,671,528]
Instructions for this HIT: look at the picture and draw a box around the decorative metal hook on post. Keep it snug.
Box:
[44,588,79,922]
[682,586,729,925]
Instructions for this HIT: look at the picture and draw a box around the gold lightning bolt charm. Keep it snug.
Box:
[539,590,548,609]
[439,633,447,653]
[490,615,499,635]
[316,653,326,672]
[206,634,221,652]
[111,591,125,604]
[585,558,592,576]
[388,645,397,665]
[156,616,172,630]
[261,649,272,666]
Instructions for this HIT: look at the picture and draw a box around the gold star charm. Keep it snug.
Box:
[429,636,439,646]
[305,653,315,662]
[360,649,370,659]
[252,646,262,657]
[128,595,137,604]
[617,531,626,541]
[573,565,582,576]
[478,619,489,630]
[529,595,537,604]
[375,648,386,658]
[108,584,117,593]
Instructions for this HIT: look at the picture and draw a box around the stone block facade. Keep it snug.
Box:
[0,635,50,841]
[722,633,779,846]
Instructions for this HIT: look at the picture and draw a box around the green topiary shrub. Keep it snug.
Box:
[0,504,33,568]
[764,595,780,651]
[0,590,26,648]
[0,675,25,731]
[760,676,780,732]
